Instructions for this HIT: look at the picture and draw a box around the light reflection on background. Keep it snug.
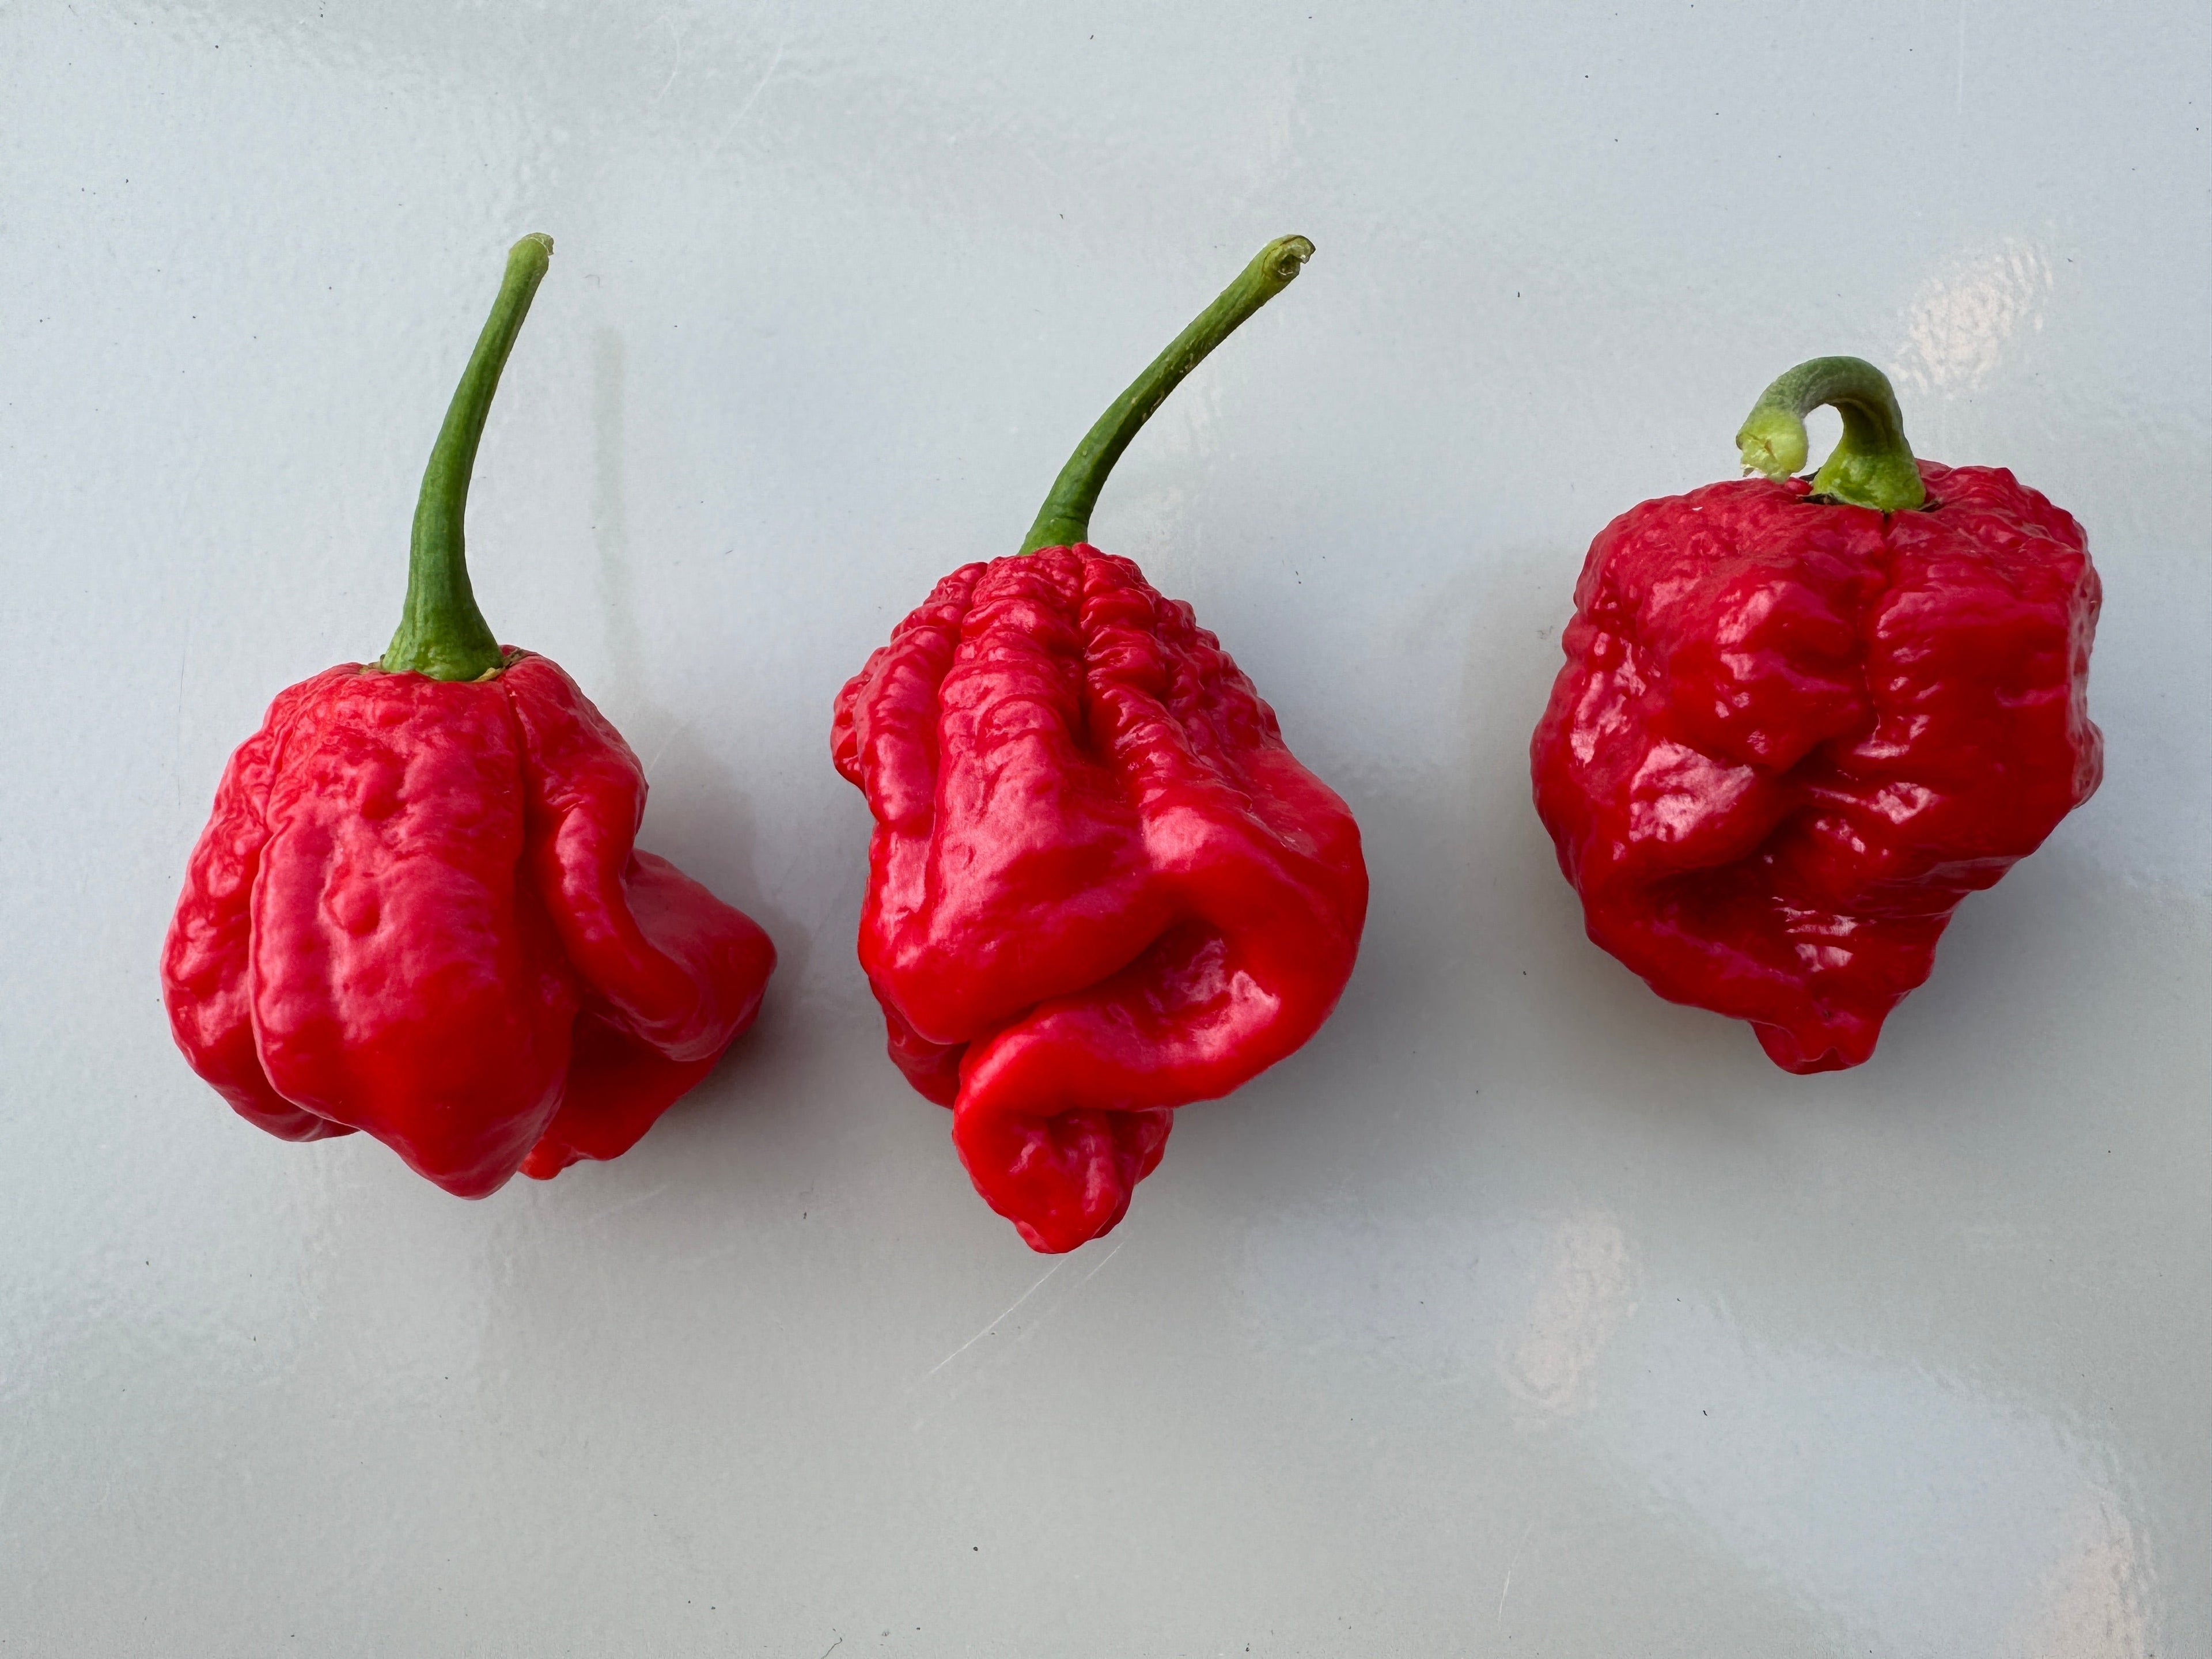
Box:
[1244,1205,2159,1657]
[1893,237,2056,398]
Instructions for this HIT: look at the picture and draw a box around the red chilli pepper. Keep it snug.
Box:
[161,235,775,1194]
[1532,356,2101,1073]
[834,237,1368,1252]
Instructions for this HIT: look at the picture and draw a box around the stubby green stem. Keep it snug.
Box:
[381,233,554,679]
[1735,355,1926,513]
[1018,234,1313,557]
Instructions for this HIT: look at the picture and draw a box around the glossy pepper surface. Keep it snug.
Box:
[1531,357,2100,1072]
[162,235,775,1194]
[834,237,1367,1251]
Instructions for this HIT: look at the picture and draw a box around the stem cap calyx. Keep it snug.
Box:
[1735,354,1926,514]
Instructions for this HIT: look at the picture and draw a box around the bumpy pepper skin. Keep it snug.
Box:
[834,547,1366,1250]
[1531,460,2101,1072]
[163,650,775,1195]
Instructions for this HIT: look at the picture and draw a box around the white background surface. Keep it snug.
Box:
[5,2,2209,1653]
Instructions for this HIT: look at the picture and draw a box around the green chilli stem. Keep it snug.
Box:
[1018,234,1313,557]
[381,233,554,679]
[1734,355,1926,513]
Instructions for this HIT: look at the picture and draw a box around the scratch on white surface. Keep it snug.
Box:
[711,27,789,157]
[919,1258,1066,1382]
[173,647,188,805]
[923,1240,1127,1397]
[654,12,684,96]
[1955,0,1968,126]
[1070,1237,1126,1291]
[576,1183,672,1229]
[644,719,687,775]
[982,1238,1128,1373]
[1497,1516,1538,1623]
[173,579,199,805]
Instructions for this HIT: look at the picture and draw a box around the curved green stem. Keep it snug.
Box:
[1018,234,1313,556]
[381,233,554,679]
[1734,355,1925,513]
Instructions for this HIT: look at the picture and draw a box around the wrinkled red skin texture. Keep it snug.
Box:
[161,649,775,1195]
[1531,462,2101,1073]
[833,546,1368,1252]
